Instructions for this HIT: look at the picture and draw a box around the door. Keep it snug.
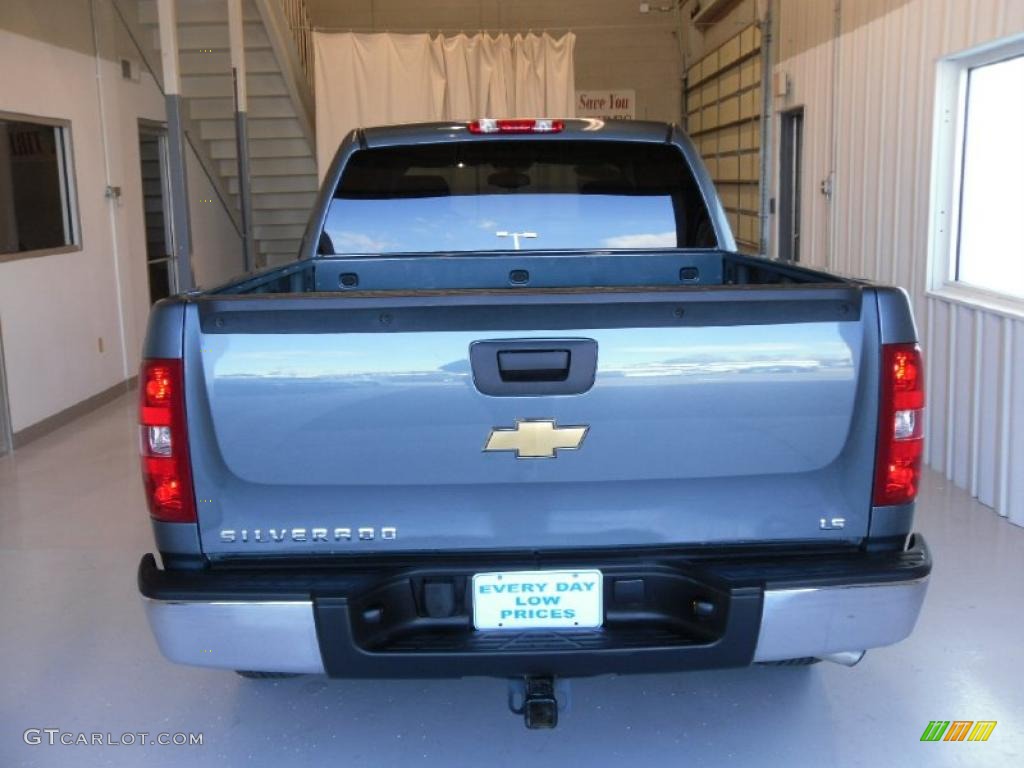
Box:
[138,124,176,303]
[778,108,804,263]
[683,24,764,253]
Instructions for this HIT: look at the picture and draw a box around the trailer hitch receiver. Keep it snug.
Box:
[509,676,559,729]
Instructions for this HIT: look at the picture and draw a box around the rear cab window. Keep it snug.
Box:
[322,140,716,255]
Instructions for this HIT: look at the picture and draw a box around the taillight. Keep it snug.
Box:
[873,344,925,506]
[139,359,195,523]
[467,118,564,134]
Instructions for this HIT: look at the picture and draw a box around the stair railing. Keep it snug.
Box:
[281,0,315,96]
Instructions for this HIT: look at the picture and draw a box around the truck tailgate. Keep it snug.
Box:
[184,286,880,557]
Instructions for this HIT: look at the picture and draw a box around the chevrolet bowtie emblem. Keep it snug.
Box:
[483,419,589,459]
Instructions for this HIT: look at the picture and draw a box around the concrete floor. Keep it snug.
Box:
[1,393,1022,768]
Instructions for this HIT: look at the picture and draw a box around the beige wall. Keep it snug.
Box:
[0,0,97,56]
[774,0,917,61]
[775,0,834,61]
[306,0,685,123]
[0,0,243,434]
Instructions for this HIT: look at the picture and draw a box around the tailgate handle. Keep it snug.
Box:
[498,350,570,382]
[470,339,598,396]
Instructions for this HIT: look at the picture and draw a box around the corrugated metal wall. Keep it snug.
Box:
[771,0,1024,525]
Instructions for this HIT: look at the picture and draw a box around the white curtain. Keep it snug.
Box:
[314,32,576,175]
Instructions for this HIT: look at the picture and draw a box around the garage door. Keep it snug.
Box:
[684,25,763,253]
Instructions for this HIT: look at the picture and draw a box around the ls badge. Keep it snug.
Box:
[484,419,589,459]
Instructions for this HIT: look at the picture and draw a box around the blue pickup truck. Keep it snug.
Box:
[137,118,930,728]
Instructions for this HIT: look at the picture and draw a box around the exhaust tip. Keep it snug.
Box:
[821,650,866,667]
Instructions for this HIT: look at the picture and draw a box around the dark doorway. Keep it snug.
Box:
[138,123,176,303]
[778,108,804,263]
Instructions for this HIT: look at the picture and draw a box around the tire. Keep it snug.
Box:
[757,657,821,666]
[235,670,303,679]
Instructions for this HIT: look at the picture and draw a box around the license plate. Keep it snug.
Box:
[472,569,603,630]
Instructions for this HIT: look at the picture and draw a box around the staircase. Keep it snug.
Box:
[135,0,318,267]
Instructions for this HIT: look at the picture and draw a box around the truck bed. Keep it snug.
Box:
[148,250,899,561]
[212,250,849,296]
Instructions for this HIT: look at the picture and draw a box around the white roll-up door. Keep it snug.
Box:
[684,25,762,253]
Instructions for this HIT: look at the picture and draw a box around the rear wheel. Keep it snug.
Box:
[235,670,303,679]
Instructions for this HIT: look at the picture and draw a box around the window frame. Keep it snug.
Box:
[0,110,82,264]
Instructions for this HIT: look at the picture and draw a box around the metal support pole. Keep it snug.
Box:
[0,320,12,456]
[228,0,256,272]
[758,0,774,258]
[157,0,194,291]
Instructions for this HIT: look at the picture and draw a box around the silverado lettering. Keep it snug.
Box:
[219,527,397,543]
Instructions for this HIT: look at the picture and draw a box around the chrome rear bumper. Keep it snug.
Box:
[143,598,325,674]
[142,571,929,675]
[752,576,929,662]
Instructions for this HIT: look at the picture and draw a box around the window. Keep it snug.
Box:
[932,40,1024,310]
[0,115,79,258]
[955,54,1024,299]
[322,141,715,255]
